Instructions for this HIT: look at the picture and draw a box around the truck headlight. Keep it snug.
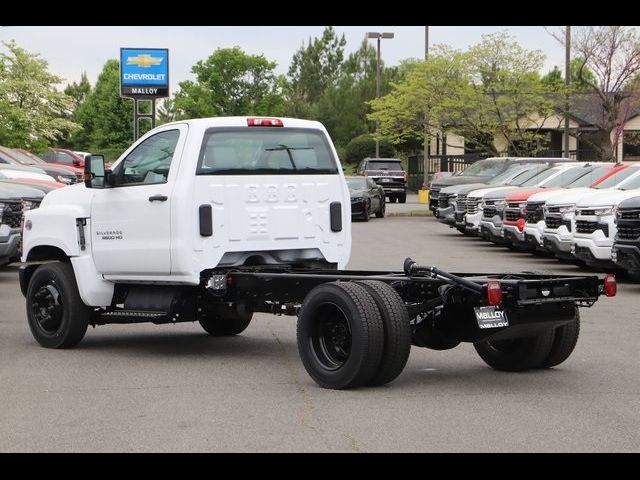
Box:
[56,175,73,185]
[22,200,36,212]
[593,207,614,216]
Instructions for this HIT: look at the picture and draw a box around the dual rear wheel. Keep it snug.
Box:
[296,281,411,390]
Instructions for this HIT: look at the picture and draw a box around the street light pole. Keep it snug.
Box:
[376,36,381,157]
[564,26,571,159]
[424,26,430,189]
[367,31,394,158]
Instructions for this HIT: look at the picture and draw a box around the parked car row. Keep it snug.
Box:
[433,158,640,279]
[0,146,98,266]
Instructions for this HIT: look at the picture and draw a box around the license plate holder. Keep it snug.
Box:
[474,306,509,329]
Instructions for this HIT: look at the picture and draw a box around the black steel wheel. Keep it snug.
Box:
[297,282,384,389]
[26,262,90,349]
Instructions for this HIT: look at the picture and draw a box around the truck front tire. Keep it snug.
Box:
[199,304,253,336]
[297,282,385,389]
[473,329,555,372]
[26,262,90,349]
[355,281,411,386]
[398,194,406,204]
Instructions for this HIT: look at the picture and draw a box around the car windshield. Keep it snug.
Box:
[541,166,594,188]
[197,128,339,175]
[616,171,640,190]
[367,160,403,171]
[487,164,535,185]
[519,167,559,187]
[4,148,39,166]
[346,177,367,190]
[595,167,640,189]
[567,166,612,188]
[508,166,549,186]
[458,159,505,177]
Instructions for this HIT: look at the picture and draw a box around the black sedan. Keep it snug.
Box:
[346,176,386,222]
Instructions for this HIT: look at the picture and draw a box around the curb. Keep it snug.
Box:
[386,211,432,217]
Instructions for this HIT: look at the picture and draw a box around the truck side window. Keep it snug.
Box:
[118,130,180,186]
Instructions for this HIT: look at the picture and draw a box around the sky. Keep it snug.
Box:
[0,26,570,94]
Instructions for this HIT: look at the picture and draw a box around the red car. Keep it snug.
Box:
[16,149,84,180]
[39,148,86,168]
[502,163,624,246]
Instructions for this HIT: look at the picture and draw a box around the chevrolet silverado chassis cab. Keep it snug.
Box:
[19,117,615,389]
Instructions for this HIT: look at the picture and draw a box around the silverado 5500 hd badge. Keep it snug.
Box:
[474,306,509,329]
[96,230,124,241]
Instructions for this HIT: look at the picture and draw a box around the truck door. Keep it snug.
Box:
[91,125,187,276]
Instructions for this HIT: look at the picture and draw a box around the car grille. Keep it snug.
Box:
[616,208,640,240]
[466,197,480,215]
[525,202,544,223]
[438,192,450,209]
[1,201,23,229]
[576,220,608,237]
[483,206,497,219]
[578,209,595,216]
[456,195,467,212]
[504,208,522,222]
[545,214,562,229]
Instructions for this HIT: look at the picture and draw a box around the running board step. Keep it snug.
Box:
[95,310,174,325]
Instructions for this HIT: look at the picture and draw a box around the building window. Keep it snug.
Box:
[623,131,640,161]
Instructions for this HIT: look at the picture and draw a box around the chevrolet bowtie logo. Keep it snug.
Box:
[126,54,163,68]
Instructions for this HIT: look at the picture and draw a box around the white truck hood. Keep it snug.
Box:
[465,186,518,199]
[530,187,595,205]
[575,188,640,208]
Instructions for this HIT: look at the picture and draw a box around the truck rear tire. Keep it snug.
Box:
[199,304,253,336]
[537,311,580,369]
[26,262,90,349]
[297,282,385,389]
[474,329,555,372]
[355,281,411,386]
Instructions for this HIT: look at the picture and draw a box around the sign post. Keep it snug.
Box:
[119,48,169,141]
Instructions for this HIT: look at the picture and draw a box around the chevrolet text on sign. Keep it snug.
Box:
[120,48,169,99]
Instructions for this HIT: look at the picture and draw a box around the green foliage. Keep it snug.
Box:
[64,72,91,111]
[0,41,79,149]
[541,58,596,92]
[73,59,134,150]
[287,26,346,118]
[174,47,285,118]
[370,32,560,157]
[157,97,177,125]
[344,134,395,164]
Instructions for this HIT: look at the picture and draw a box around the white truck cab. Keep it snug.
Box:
[21,117,351,309]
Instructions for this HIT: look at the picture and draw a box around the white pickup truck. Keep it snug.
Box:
[19,117,614,389]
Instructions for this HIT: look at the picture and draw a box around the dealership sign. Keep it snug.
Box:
[120,48,169,98]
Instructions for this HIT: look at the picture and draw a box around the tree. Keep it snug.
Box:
[550,26,640,162]
[157,97,177,125]
[174,47,285,118]
[74,59,134,150]
[344,134,395,164]
[64,72,91,111]
[0,41,79,149]
[541,58,596,92]
[286,26,346,118]
[369,33,559,157]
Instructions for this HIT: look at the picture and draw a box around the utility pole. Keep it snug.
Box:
[423,26,430,189]
[564,26,571,159]
[367,32,394,158]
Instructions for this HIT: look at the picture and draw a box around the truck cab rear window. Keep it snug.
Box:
[197,128,339,175]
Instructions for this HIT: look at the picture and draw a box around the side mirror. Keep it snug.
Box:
[84,155,106,188]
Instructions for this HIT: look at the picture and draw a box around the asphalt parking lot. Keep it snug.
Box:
[1,215,639,452]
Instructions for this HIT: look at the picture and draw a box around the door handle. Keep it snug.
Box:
[149,195,168,202]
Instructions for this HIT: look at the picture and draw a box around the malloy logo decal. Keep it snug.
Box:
[474,306,509,329]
